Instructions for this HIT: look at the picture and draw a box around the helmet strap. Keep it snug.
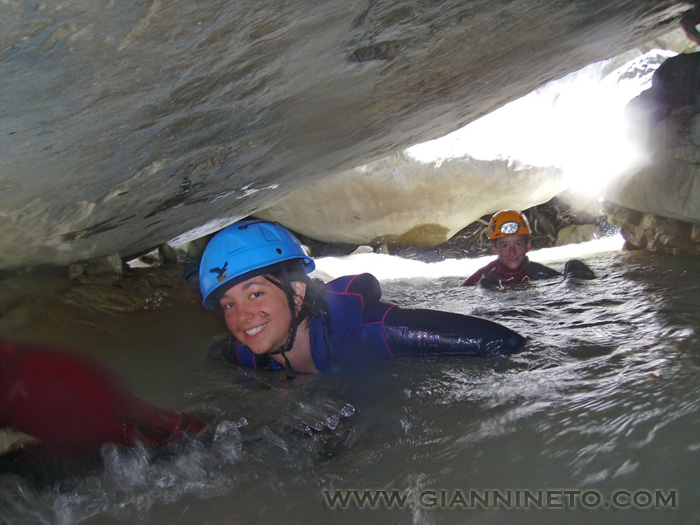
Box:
[268,338,297,380]
[264,266,308,380]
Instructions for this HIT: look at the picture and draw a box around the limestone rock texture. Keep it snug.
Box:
[256,153,565,247]
[605,50,700,254]
[0,0,692,269]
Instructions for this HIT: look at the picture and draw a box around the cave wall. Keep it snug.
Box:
[255,153,566,247]
[605,49,700,254]
[0,0,692,269]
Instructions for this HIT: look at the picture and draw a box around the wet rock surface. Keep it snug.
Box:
[0,0,690,269]
[255,152,566,248]
[605,42,700,253]
[297,198,614,262]
[604,202,700,255]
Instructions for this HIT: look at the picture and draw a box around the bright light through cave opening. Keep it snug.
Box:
[310,49,678,281]
[165,49,676,277]
[405,49,675,201]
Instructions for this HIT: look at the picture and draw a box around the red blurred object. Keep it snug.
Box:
[0,339,204,460]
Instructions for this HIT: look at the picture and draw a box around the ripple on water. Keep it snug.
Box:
[3,250,700,523]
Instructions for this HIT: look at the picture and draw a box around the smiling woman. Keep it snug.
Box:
[218,275,316,372]
[199,220,527,378]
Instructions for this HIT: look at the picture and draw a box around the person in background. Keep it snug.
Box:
[462,209,595,287]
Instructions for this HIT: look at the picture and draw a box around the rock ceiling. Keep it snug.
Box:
[0,0,692,269]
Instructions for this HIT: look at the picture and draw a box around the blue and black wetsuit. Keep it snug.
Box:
[209,273,525,371]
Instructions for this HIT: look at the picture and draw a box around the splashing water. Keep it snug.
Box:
[2,239,699,524]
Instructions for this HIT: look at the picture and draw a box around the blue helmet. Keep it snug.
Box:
[199,220,315,309]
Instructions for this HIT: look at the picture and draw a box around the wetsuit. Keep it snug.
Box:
[0,339,204,475]
[461,257,560,286]
[209,273,525,371]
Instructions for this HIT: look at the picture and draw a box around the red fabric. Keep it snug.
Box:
[462,259,529,286]
[0,339,204,459]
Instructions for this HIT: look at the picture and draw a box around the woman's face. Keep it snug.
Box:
[218,275,306,355]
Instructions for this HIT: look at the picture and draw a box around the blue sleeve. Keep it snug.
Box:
[327,273,526,363]
[326,273,382,301]
[377,305,526,357]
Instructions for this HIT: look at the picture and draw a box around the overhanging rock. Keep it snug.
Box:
[0,0,691,269]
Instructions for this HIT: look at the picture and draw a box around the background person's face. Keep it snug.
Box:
[492,234,531,270]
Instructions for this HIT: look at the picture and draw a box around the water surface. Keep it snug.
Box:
[1,246,698,524]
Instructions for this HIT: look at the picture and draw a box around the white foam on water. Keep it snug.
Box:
[312,234,624,282]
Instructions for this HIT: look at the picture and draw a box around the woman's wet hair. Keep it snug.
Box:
[263,259,327,323]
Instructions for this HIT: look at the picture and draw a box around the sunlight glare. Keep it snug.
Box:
[406,50,674,200]
[312,234,624,282]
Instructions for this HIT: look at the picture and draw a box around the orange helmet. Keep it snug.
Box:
[488,210,531,240]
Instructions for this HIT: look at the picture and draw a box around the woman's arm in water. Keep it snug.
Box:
[380,306,526,357]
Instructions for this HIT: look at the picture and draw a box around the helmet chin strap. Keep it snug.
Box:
[264,269,308,380]
[268,323,298,380]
